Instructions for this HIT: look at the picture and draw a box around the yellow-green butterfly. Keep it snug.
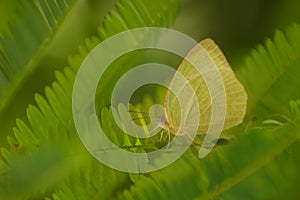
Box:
[161,38,247,137]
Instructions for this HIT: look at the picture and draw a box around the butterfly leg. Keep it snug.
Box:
[159,130,164,141]
[166,128,171,149]
[159,128,171,149]
[160,129,170,141]
[150,126,159,135]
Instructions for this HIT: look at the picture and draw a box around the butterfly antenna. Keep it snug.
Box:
[127,109,149,115]
[128,109,161,122]
[131,116,151,121]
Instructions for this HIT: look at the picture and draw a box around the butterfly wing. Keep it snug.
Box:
[164,38,247,134]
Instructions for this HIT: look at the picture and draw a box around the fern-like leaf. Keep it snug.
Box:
[0,0,181,199]
[115,99,300,200]
[113,24,300,199]
[0,0,82,141]
[238,24,300,119]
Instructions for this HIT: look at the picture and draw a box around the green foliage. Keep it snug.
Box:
[237,24,300,119]
[0,0,180,199]
[116,124,299,200]
[0,0,300,199]
[0,0,77,116]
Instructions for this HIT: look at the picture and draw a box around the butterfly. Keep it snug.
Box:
[159,38,247,141]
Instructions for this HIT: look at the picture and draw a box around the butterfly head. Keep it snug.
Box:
[156,114,181,135]
[156,115,167,128]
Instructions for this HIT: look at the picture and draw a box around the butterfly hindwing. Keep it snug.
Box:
[164,38,247,135]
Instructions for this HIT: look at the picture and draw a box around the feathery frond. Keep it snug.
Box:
[0,0,181,199]
[238,24,300,119]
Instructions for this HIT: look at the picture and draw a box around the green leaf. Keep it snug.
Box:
[117,110,299,200]
[237,24,300,120]
[0,0,85,145]
[0,0,181,199]
[115,24,300,199]
[3,0,300,199]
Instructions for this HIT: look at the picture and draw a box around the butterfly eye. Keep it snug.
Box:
[156,115,166,126]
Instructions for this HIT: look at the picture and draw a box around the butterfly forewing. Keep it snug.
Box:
[164,38,247,135]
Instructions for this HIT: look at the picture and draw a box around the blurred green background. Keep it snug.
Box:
[0,0,300,199]
[173,0,300,66]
